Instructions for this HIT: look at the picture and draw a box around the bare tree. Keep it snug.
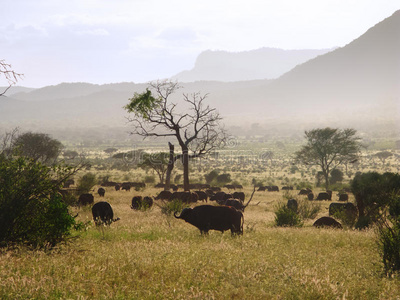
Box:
[125,80,227,191]
[0,60,23,96]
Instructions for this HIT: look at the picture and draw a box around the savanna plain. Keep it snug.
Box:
[1,139,400,300]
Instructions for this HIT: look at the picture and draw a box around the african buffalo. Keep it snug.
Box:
[155,190,173,200]
[269,186,279,192]
[194,191,208,202]
[98,187,105,197]
[232,191,245,202]
[92,201,120,226]
[210,191,232,202]
[307,193,314,200]
[131,196,154,210]
[217,199,246,211]
[313,216,342,229]
[78,193,94,206]
[63,179,75,188]
[299,188,312,195]
[131,196,142,210]
[170,191,198,203]
[338,193,349,201]
[174,205,244,235]
[316,192,331,201]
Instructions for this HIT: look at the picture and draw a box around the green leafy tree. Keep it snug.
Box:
[125,80,227,191]
[13,132,63,164]
[295,127,361,189]
[374,151,393,165]
[216,173,231,185]
[0,155,80,248]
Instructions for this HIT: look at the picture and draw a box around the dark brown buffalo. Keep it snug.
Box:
[155,190,173,200]
[78,193,94,206]
[131,196,154,210]
[232,191,245,202]
[313,216,342,229]
[170,191,198,203]
[63,179,75,188]
[210,191,232,202]
[338,193,349,201]
[217,199,245,211]
[257,186,266,191]
[299,188,312,195]
[316,192,331,201]
[268,186,279,192]
[174,205,244,235]
[92,201,120,226]
[307,193,314,200]
[98,187,105,197]
[194,191,208,202]
[115,184,121,191]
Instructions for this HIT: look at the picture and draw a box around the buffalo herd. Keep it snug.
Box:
[72,182,353,234]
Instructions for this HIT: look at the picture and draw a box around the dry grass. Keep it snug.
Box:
[0,187,399,299]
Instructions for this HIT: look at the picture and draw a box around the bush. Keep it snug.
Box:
[274,202,303,227]
[77,172,97,194]
[144,175,155,184]
[297,198,321,220]
[0,156,79,248]
[159,199,188,217]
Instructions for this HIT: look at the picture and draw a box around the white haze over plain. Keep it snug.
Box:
[1,0,399,88]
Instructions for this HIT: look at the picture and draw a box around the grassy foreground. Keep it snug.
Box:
[0,188,399,299]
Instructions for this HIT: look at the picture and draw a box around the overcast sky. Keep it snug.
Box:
[1,0,399,88]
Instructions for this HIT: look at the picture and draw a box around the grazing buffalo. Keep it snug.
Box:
[92,201,120,226]
[210,191,232,202]
[78,193,94,206]
[338,193,349,201]
[115,184,121,191]
[217,199,246,211]
[131,196,142,210]
[224,184,236,190]
[257,186,266,191]
[97,187,105,197]
[282,186,293,191]
[287,199,298,212]
[329,202,357,217]
[316,192,331,201]
[170,191,198,203]
[174,205,244,235]
[194,191,208,202]
[232,192,245,202]
[307,193,314,200]
[269,186,279,192]
[313,216,342,229]
[131,196,154,210]
[155,190,173,200]
[299,188,312,195]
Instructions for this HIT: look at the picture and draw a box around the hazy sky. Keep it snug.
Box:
[1,0,399,88]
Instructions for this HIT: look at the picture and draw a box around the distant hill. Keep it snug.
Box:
[172,48,335,82]
[0,11,398,141]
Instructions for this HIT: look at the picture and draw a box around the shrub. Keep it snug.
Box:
[77,172,97,194]
[274,202,303,227]
[297,198,321,220]
[159,199,188,217]
[144,175,155,184]
[0,156,79,248]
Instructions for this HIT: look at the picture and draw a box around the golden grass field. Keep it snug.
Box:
[0,186,399,299]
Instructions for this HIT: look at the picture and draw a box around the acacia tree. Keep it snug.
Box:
[138,152,169,184]
[124,80,227,191]
[295,127,361,189]
[13,132,63,164]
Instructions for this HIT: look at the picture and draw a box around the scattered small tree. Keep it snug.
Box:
[330,169,344,184]
[204,170,219,184]
[138,152,169,184]
[13,132,63,164]
[295,127,361,189]
[374,151,393,165]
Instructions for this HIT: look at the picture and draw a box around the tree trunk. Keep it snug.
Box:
[323,168,330,190]
[182,147,190,191]
[164,142,174,191]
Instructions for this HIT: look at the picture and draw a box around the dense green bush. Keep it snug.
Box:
[274,202,303,227]
[0,156,79,248]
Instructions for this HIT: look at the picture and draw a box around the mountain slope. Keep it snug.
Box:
[172,48,335,82]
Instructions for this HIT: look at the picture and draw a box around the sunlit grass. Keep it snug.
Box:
[0,187,399,299]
